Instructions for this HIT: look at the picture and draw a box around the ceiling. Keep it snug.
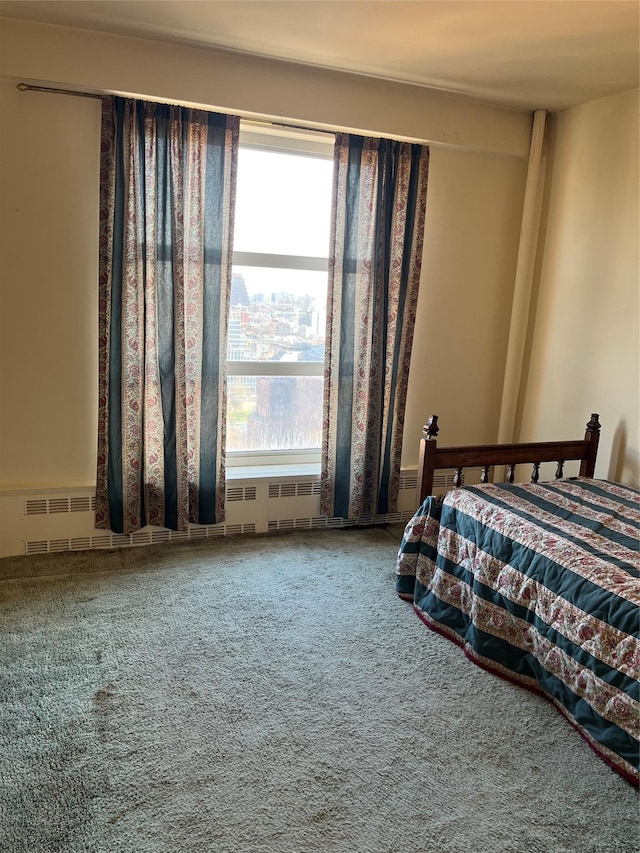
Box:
[0,0,638,111]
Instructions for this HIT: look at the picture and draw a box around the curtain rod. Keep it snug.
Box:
[17,82,102,99]
[16,82,335,137]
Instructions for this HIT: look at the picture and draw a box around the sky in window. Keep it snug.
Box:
[233,148,334,262]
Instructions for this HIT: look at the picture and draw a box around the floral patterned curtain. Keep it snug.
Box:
[96,97,239,534]
[321,135,429,520]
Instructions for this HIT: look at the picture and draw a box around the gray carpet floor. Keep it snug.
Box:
[0,526,637,853]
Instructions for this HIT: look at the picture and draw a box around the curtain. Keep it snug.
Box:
[321,134,429,520]
[96,97,239,534]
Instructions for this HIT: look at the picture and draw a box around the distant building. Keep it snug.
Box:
[299,345,325,363]
[310,309,326,337]
[298,294,314,310]
[227,311,248,360]
[271,291,294,304]
[230,272,250,307]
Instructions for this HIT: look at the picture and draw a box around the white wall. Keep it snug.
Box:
[403,146,526,459]
[0,81,101,489]
[0,19,531,158]
[518,88,639,486]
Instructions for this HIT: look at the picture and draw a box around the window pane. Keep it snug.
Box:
[227,375,324,452]
[229,267,326,362]
[233,148,333,257]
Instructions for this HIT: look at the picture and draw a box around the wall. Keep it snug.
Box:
[0,20,530,555]
[0,19,531,157]
[517,88,639,486]
[0,81,101,490]
[403,146,527,454]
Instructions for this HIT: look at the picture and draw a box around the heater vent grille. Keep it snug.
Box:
[226,485,257,502]
[399,474,418,490]
[400,470,463,494]
[435,470,464,488]
[24,522,258,555]
[268,481,322,499]
[267,509,414,532]
[25,496,96,516]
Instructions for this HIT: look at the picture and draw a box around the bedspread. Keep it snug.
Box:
[396,478,640,784]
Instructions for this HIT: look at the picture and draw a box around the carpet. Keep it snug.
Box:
[0,527,637,853]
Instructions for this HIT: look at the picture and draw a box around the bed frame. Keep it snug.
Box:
[416,413,601,506]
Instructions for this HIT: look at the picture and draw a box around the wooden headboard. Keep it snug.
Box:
[416,414,601,506]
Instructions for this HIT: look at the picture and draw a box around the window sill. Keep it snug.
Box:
[226,463,320,481]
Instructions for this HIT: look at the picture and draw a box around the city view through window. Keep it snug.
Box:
[226,140,334,455]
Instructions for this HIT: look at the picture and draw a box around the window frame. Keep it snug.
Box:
[226,123,334,470]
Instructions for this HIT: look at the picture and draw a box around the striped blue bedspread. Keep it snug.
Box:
[396,478,639,784]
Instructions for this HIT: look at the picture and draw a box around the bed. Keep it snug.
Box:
[396,414,639,784]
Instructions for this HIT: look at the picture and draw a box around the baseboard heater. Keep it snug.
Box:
[16,470,460,556]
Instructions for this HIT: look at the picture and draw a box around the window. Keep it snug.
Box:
[226,125,335,467]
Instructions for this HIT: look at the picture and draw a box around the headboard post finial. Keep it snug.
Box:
[424,415,439,440]
[586,413,601,434]
[581,413,601,478]
[417,415,439,506]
